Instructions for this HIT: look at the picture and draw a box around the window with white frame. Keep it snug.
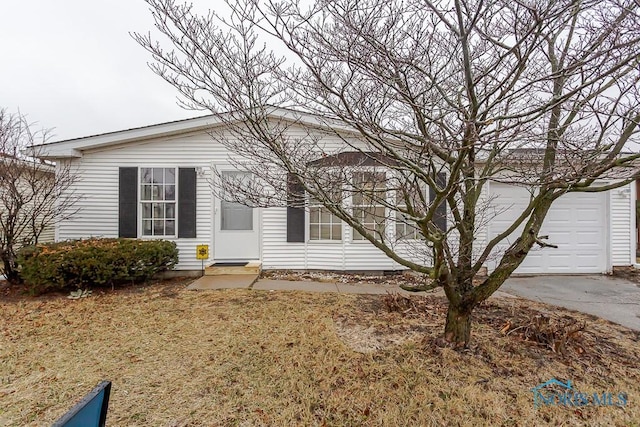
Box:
[309,191,342,241]
[140,168,176,236]
[395,181,427,240]
[352,171,386,240]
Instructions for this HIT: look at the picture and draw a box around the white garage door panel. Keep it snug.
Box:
[488,184,607,274]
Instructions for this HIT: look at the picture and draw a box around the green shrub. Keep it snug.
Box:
[18,238,179,294]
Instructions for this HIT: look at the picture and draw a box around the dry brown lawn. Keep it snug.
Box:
[1,278,639,426]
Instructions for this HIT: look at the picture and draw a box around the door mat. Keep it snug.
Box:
[212,262,249,267]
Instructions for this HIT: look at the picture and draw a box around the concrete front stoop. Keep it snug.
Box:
[204,261,261,276]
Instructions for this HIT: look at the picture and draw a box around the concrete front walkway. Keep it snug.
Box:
[187,275,513,297]
[187,275,416,295]
[502,275,640,331]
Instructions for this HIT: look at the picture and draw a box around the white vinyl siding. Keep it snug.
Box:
[610,182,634,266]
[262,207,306,270]
[38,224,55,243]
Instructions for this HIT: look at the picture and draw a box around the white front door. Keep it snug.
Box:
[214,170,260,261]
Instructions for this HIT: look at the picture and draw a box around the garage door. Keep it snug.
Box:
[487,183,607,274]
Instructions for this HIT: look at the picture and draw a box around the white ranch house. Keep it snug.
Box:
[33,109,636,275]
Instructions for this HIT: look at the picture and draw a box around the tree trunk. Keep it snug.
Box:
[1,252,19,284]
[444,303,473,347]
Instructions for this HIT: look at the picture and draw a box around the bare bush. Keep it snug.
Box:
[0,110,79,283]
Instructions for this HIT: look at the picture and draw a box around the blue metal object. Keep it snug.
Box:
[52,381,111,427]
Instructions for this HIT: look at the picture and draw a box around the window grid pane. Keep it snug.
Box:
[141,168,177,203]
[166,220,176,236]
[309,205,342,241]
[353,206,385,240]
[310,223,320,240]
[352,173,386,241]
[396,182,427,241]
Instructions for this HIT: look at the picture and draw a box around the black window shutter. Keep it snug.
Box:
[119,167,138,238]
[429,172,447,232]
[286,173,305,242]
[178,168,197,238]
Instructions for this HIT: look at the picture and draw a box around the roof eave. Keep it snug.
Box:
[27,107,362,160]
[35,149,84,160]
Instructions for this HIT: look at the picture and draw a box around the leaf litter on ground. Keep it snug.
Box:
[1,276,639,426]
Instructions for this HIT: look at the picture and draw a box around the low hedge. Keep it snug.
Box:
[18,238,179,294]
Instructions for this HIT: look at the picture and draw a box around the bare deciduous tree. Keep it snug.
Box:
[0,110,79,283]
[135,0,640,345]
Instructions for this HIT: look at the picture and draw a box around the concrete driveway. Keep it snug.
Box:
[502,275,640,331]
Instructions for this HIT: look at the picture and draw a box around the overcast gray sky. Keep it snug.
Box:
[1,1,207,142]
